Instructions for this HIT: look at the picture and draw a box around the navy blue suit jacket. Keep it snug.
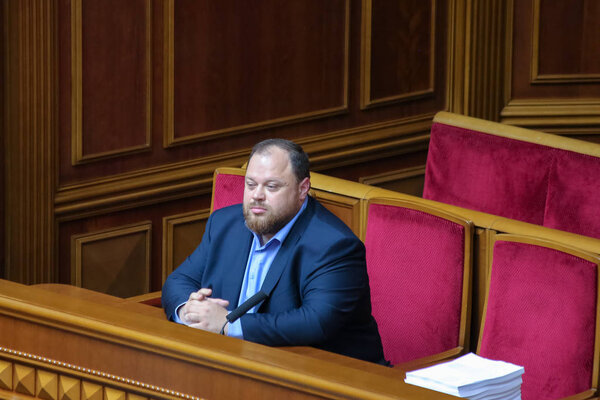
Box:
[162,196,385,363]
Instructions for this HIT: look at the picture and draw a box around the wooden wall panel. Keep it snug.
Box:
[4,0,56,283]
[167,0,349,146]
[501,0,600,135]
[534,0,600,81]
[58,195,211,292]
[57,0,450,186]
[71,222,151,298]
[362,0,435,108]
[462,0,508,121]
[72,0,151,164]
[162,210,209,281]
[360,166,426,197]
[10,0,460,287]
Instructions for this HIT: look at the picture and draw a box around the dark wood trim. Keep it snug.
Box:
[4,0,57,283]
[55,114,433,220]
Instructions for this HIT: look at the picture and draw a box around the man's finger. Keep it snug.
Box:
[205,297,229,307]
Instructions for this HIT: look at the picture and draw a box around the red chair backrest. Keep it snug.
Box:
[212,172,245,211]
[423,122,549,225]
[424,118,600,239]
[365,200,471,365]
[479,238,599,400]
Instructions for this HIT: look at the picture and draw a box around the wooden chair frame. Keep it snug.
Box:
[433,111,600,158]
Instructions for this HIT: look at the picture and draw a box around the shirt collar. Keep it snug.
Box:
[248,197,308,250]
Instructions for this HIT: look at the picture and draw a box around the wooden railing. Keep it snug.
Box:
[0,279,456,400]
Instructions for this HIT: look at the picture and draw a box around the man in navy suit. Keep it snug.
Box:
[162,139,385,364]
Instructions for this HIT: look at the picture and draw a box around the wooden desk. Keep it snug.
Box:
[0,281,457,399]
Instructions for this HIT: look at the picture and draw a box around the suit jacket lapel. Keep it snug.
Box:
[259,197,316,298]
[221,226,253,309]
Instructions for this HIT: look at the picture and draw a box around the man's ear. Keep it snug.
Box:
[299,177,311,199]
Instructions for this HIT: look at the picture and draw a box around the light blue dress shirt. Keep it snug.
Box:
[174,198,308,338]
[227,197,308,338]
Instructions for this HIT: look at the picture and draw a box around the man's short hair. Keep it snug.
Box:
[249,139,310,183]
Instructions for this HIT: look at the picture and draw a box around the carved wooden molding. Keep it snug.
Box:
[530,0,600,84]
[503,0,515,115]
[462,0,508,121]
[445,0,468,114]
[502,0,600,129]
[70,222,151,294]
[162,210,210,283]
[0,346,201,400]
[70,0,152,164]
[360,0,436,109]
[55,114,434,220]
[359,166,426,187]
[162,0,350,148]
[4,0,57,283]
[501,99,600,127]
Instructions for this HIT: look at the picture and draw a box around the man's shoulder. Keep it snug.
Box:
[209,203,245,227]
[212,203,243,215]
[306,197,359,241]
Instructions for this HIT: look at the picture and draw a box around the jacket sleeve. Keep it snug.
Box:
[240,236,371,346]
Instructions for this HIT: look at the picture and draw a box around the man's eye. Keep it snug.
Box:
[267,185,280,191]
[246,182,256,189]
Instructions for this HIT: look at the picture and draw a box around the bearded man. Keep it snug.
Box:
[162,139,386,364]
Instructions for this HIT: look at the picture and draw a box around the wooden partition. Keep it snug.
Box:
[0,279,457,400]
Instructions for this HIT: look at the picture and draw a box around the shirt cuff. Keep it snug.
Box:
[226,319,243,338]
[172,302,187,325]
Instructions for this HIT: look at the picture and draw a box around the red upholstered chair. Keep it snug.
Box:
[478,234,600,400]
[364,198,473,365]
[424,111,600,240]
[423,118,550,225]
[211,167,246,212]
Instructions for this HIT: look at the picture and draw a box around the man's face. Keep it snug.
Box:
[243,147,309,242]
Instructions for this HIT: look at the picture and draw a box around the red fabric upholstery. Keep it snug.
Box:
[212,173,245,211]
[544,150,600,239]
[365,203,466,365]
[479,240,597,400]
[423,122,550,225]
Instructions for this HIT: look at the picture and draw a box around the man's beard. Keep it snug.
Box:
[243,202,294,237]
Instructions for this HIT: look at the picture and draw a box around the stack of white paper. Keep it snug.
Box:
[404,353,524,400]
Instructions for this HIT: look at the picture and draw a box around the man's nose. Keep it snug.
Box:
[253,185,266,200]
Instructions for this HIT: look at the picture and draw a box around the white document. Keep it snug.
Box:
[404,353,524,398]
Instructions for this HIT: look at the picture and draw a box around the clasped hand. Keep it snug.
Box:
[178,288,229,334]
